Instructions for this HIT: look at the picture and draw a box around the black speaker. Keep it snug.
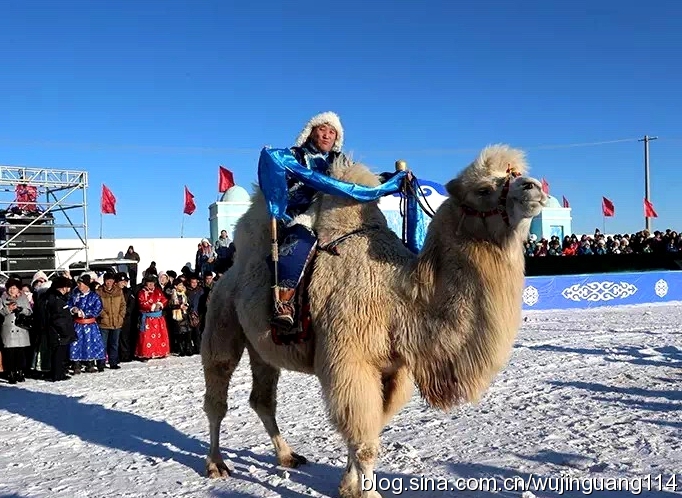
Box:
[1,255,56,273]
[1,233,55,255]
[0,212,56,273]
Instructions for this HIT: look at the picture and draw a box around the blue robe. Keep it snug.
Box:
[68,289,105,361]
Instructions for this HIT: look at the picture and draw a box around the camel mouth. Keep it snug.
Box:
[510,192,547,207]
[511,196,546,218]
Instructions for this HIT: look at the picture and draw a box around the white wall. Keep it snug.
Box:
[55,237,203,274]
[54,186,450,276]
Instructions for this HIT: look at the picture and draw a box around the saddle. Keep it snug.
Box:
[270,251,315,346]
[269,226,369,346]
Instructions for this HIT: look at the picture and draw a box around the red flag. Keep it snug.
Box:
[644,198,658,218]
[183,186,196,215]
[101,184,116,214]
[219,166,235,193]
[602,196,614,217]
[562,196,570,208]
[541,178,549,195]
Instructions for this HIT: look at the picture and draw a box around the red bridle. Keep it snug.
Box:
[460,166,522,227]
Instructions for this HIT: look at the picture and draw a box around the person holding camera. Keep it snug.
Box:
[0,278,33,384]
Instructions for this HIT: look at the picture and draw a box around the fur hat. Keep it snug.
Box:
[32,270,49,285]
[294,111,344,152]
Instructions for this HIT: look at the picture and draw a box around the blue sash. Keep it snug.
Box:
[140,310,163,332]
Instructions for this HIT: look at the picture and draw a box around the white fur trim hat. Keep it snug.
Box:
[294,111,344,152]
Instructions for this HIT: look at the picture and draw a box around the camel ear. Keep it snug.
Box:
[445,178,464,202]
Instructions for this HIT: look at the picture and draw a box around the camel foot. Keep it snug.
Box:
[338,486,382,498]
[206,457,231,478]
[278,451,308,468]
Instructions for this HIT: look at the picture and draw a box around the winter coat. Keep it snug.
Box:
[195,247,216,277]
[0,293,32,348]
[96,284,126,329]
[168,289,191,333]
[286,144,343,218]
[45,288,77,347]
[185,285,204,314]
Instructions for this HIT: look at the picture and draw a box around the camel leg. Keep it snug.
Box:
[324,362,384,498]
[336,368,411,496]
[203,328,246,478]
[204,358,243,478]
[381,367,413,428]
[246,343,308,468]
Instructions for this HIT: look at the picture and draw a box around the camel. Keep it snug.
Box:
[201,144,548,497]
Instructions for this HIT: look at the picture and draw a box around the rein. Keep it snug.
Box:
[459,166,521,227]
[317,228,371,255]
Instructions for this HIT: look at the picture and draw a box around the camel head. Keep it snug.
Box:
[444,144,548,242]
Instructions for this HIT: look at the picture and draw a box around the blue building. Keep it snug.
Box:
[529,195,573,241]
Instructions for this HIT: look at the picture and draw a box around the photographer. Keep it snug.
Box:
[0,278,33,384]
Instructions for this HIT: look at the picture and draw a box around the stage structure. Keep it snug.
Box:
[0,165,89,280]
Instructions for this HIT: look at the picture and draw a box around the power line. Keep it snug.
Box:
[0,135,672,156]
[525,138,640,150]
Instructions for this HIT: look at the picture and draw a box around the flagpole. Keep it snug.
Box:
[181,215,185,238]
[602,214,605,234]
[99,183,103,239]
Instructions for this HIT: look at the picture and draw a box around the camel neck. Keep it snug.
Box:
[394,224,526,411]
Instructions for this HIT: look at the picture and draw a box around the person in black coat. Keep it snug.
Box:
[115,272,138,362]
[43,276,76,381]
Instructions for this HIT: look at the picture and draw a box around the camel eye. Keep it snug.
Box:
[477,187,493,196]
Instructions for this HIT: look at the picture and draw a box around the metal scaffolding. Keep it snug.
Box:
[0,165,89,279]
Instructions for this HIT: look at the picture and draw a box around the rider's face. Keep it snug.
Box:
[310,124,337,152]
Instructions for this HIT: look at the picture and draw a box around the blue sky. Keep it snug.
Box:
[1,0,682,240]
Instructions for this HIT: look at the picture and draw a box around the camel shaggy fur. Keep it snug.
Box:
[201,144,548,497]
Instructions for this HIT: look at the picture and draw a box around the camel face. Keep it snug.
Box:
[445,144,548,237]
[505,174,548,224]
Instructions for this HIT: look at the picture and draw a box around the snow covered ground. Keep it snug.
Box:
[1,302,680,498]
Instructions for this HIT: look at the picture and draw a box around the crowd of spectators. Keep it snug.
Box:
[523,229,681,257]
[0,231,236,384]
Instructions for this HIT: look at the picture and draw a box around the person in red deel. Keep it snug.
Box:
[135,274,170,360]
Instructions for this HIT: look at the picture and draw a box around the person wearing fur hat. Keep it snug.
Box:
[67,274,105,373]
[268,112,347,337]
[287,111,345,217]
[135,274,170,360]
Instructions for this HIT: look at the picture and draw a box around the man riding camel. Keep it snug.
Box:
[269,111,346,336]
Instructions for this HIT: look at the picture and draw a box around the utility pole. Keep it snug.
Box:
[639,135,657,232]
